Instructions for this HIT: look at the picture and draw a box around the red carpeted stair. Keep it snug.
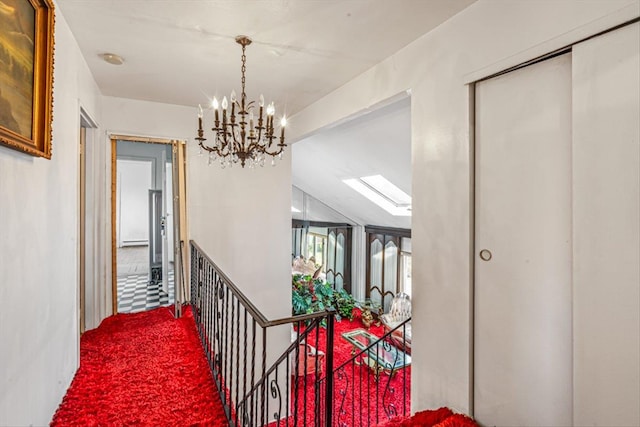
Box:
[51,306,228,426]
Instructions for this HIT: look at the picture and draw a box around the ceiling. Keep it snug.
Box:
[57,0,476,230]
[292,97,411,229]
[56,0,476,116]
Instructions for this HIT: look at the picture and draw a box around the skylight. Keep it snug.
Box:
[343,175,411,216]
[360,175,411,207]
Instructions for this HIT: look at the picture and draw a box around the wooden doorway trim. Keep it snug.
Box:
[110,135,185,315]
[110,137,117,314]
[173,140,189,311]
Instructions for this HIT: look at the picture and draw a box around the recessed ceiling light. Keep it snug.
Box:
[291,206,301,213]
[100,53,124,65]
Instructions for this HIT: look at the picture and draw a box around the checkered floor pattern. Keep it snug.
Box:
[117,271,175,313]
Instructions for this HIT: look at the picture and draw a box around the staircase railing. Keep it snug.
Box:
[235,315,336,427]
[190,241,335,427]
[327,317,411,426]
[190,240,411,427]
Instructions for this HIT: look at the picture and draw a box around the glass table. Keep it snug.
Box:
[341,329,411,379]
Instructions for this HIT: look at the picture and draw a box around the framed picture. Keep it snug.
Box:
[0,0,54,159]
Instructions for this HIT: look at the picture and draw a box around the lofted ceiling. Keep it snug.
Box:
[56,0,476,116]
[292,97,411,229]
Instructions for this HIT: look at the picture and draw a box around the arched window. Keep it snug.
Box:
[365,226,411,311]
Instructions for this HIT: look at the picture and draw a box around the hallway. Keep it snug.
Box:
[51,307,227,425]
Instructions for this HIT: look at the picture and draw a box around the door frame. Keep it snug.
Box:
[79,126,86,333]
[79,107,98,335]
[110,134,188,315]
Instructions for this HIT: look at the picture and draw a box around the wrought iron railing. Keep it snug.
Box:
[235,315,336,427]
[190,241,335,426]
[190,241,410,427]
[328,318,411,426]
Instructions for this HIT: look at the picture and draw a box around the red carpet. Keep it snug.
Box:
[268,310,411,426]
[376,407,478,427]
[272,312,476,427]
[51,306,228,426]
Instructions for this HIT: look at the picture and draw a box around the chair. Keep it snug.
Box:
[296,343,325,376]
[291,330,325,376]
[380,292,412,354]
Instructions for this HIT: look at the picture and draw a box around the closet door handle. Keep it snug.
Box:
[479,249,492,261]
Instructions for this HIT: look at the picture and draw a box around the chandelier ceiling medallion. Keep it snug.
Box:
[196,35,287,169]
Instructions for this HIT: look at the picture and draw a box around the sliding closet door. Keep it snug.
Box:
[572,22,640,427]
[474,54,573,426]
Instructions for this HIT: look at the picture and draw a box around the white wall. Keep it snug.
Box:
[117,159,152,245]
[117,140,171,191]
[188,145,292,322]
[288,0,640,419]
[102,96,194,142]
[0,5,102,425]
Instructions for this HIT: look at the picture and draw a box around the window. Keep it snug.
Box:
[365,226,411,311]
[306,232,326,269]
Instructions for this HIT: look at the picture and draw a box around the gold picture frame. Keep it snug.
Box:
[0,0,54,159]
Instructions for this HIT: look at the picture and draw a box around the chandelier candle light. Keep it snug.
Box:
[196,35,287,169]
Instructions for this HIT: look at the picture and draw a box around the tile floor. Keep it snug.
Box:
[117,246,175,313]
[117,271,175,313]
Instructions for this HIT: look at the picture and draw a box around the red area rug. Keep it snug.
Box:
[51,306,227,426]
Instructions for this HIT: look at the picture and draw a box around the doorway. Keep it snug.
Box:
[291,95,412,302]
[79,108,99,334]
[110,136,187,314]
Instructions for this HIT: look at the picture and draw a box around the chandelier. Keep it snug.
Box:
[196,35,287,169]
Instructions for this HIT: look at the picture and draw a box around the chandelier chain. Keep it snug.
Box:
[241,44,247,104]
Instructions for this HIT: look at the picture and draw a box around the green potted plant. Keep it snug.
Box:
[292,274,355,322]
